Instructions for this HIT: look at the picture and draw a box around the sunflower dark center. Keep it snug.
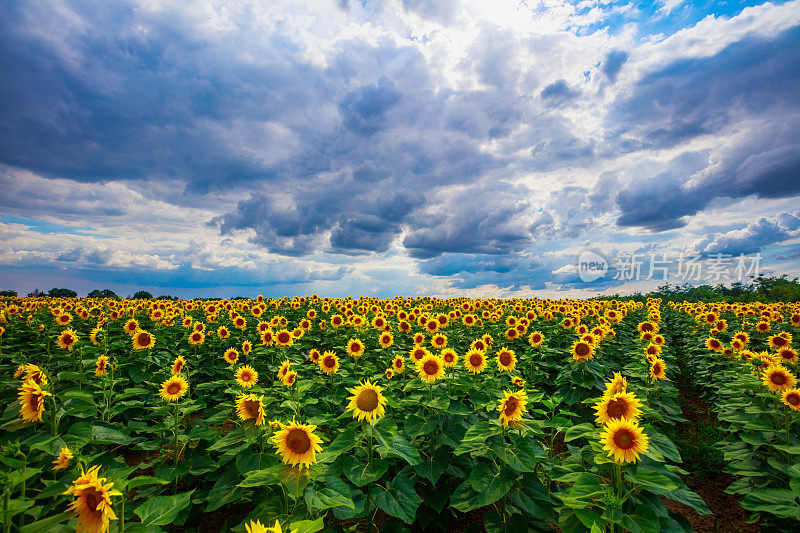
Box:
[324,357,335,368]
[278,333,290,343]
[137,333,150,346]
[771,373,787,385]
[613,429,635,450]
[286,429,311,454]
[532,335,541,343]
[243,400,260,418]
[499,352,512,366]
[444,353,454,362]
[63,335,74,345]
[575,343,590,357]
[607,399,627,418]
[787,393,800,406]
[774,337,787,347]
[469,354,482,367]
[167,383,181,395]
[356,388,380,412]
[240,371,253,382]
[351,343,361,352]
[83,487,103,514]
[423,360,439,375]
[504,396,519,416]
[653,363,662,374]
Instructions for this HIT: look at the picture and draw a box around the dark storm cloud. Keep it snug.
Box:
[339,82,401,136]
[611,26,800,230]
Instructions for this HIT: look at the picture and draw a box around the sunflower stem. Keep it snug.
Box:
[118,495,125,533]
[173,399,180,493]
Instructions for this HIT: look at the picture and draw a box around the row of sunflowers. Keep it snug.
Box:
[0,294,796,532]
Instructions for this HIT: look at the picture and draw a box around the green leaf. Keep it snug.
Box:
[454,421,497,456]
[134,489,194,526]
[413,447,450,483]
[90,425,135,445]
[496,436,540,472]
[305,477,355,512]
[124,475,169,491]
[324,424,360,458]
[376,432,421,465]
[343,456,389,487]
[18,512,72,533]
[563,422,596,443]
[289,517,325,533]
[370,474,423,524]
[238,466,281,488]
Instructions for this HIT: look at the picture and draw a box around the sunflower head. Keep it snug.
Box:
[171,355,187,376]
[465,348,487,374]
[63,465,122,533]
[17,378,51,423]
[440,348,458,368]
[601,417,649,464]
[347,338,365,358]
[416,354,445,384]
[224,348,240,365]
[275,329,293,347]
[762,364,797,392]
[132,330,155,351]
[781,388,800,411]
[319,351,339,375]
[649,358,667,381]
[236,365,259,388]
[497,390,528,427]
[604,372,628,396]
[95,355,109,377]
[236,394,266,426]
[57,329,78,351]
[53,445,74,471]
[347,379,388,424]
[188,331,206,346]
[495,348,517,372]
[282,370,297,387]
[271,419,323,469]
[571,341,595,362]
[159,376,189,402]
[594,392,642,424]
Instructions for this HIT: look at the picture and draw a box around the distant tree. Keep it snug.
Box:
[88,289,119,298]
[48,288,77,298]
[27,289,46,297]
[0,289,17,297]
[132,290,153,299]
[156,294,174,300]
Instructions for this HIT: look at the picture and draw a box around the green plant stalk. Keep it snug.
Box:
[173,399,180,493]
[3,489,10,533]
[118,495,124,533]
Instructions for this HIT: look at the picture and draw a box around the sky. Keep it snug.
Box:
[1,0,799,299]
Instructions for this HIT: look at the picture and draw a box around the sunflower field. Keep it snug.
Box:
[1,294,799,533]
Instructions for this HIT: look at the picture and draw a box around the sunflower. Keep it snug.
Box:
[236,394,266,426]
[465,349,487,374]
[769,334,791,351]
[528,330,545,347]
[260,329,274,346]
[309,349,321,363]
[604,372,628,396]
[132,330,155,351]
[373,331,392,349]
[14,363,28,379]
[235,365,259,388]
[245,519,294,533]
[95,355,109,377]
[733,331,750,345]
[278,359,292,380]
[777,348,799,364]
[417,353,445,384]
[124,319,139,335]
[319,352,339,375]
[347,380,388,423]
[781,388,800,412]
[495,348,517,373]
[497,390,528,427]
[347,338,365,358]
[409,345,431,364]
[644,343,662,357]
[23,364,48,385]
[171,355,187,375]
[223,348,240,365]
[57,328,78,351]
[63,464,122,533]
[512,376,526,388]
[90,327,103,346]
[242,340,253,356]
[53,445,74,471]
[571,340,595,362]
[440,348,458,368]
[159,376,189,402]
[275,329,293,347]
[385,368,394,379]
[601,417,649,463]
[283,370,297,387]
[18,378,51,423]
[234,316,247,329]
[431,334,447,349]
[761,364,797,392]
[188,331,205,346]
[649,358,667,380]
[756,321,771,333]
[272,419,323,469]
[392,355,405,372]
[594,392,642,424]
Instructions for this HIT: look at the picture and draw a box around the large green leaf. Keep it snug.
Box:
[370,474,422,524]
[342,456,389,487]
[133,489,194,526]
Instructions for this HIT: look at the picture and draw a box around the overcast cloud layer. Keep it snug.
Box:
[1,0,799,298]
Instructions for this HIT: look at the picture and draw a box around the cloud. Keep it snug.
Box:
[693,211,800,256]
[601,50,628,81]
[540,79,580,103]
